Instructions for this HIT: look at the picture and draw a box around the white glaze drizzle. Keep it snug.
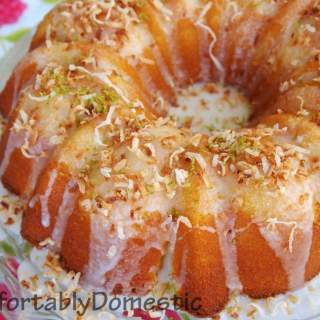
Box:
[85,193,172,292]
[39,169,58,228]
[51,180,78,249]
[257,179,316,291]
[152,46,175,90]
[215,212,243,292]
[161,18,187,83]
[84,202,130,287]
[28,154,50,197]
[260,221,313,290]
[0,129,49,198]
[0,131,23,178]
[198,26,213,82]
[157,217,177,284]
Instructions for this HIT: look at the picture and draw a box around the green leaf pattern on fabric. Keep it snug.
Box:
[0,240,15,256]
[0,28,31,42]
[42,0,61,3]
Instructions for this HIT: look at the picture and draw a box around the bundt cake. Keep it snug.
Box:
[1,0,320,317]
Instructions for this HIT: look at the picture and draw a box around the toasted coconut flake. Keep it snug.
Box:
[28,92,55,102]
[169,147,185,168]
[195,2,224,76]
[80,199,92,212]
[94,105,117,146]
[117,223,126,240]
[39,238,55,247]
[186,152,207,170]
[152,0,173,20]
[261,156,270,175]
[100,167,112,178]
[177,216,192,229]
[139,56,156,65]
[266,218,298,253]
[107,245,117,258]
[145,143,156,158]
[191,133,202,147]
[303,23,316,33]
[114,159,127,172]
[175,168,189,186]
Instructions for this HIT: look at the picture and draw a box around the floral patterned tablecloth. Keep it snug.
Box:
[0,0,60,60]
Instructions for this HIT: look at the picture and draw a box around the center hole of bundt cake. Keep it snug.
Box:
[169,82,252,133]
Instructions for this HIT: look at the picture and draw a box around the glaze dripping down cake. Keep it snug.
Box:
[1,0,320,317]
